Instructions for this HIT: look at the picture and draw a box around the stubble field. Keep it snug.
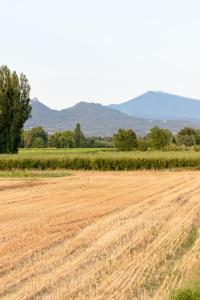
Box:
[1,171,200,299]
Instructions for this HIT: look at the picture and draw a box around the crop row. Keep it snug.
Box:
[1,157,200,170]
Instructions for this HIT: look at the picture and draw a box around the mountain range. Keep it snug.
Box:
[25,91,200,136]
[110,91,200,120]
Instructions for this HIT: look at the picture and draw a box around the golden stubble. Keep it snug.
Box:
[0,171,200,300]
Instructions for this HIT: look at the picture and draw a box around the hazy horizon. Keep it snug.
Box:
[1,0,200,109]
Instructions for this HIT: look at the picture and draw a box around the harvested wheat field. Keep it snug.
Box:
[1,171,200,300]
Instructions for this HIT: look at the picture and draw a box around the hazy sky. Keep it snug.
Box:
[1,0,200,109]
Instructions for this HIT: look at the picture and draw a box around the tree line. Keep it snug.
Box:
[21,125,200,151]
[21,124,112,148]
[113,127,200,151]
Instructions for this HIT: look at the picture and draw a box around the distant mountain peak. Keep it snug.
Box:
[156,90,167,94]
[110,91,200,121]
[75,101,96,106]
[31,97,39,102]
[75,101,102,107]
[145,90,167,96]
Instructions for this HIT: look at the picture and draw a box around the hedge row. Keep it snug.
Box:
[1,157,200,170]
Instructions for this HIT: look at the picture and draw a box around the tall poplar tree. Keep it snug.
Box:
[0,65,31,153]
[74,123,81,148]
[74,123,85,148]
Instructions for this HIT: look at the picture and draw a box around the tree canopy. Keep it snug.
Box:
[21,127,48,148]
[49,130,75,148]
[113,129,137,151]
[147,127,172,149]
[74,123,85,148]
[0,65,31,153]
[176,127,196,146]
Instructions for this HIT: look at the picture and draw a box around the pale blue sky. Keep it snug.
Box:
[1,0,200,109]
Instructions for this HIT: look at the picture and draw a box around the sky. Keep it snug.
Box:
[1,0,200,109]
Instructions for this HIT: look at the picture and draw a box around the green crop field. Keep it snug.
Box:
[1,148,200,170]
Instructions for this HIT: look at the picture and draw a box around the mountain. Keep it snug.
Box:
[25,95,200,136]
[25,99,172,136]
[27,98,63,132]
[110,91,200,120]
[28,98,60,128]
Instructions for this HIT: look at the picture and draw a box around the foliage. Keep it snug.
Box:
[0,65,31,153]
[2,149,200,170]
[74,123,85,147]
[31,137,47,148]
[176,127,196,146]
[21,127,48,148]
[147,127,172,149]
[31,127,48,145]
[113,129,137,151]
[177,134,196,147]
[21,125,200,151]
[20,124,200,152]
[22,126,112,149]
[82,137,113,148]
[137,137,148,151]
[49,131,75,148]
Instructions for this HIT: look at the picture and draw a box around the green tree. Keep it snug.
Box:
[0,65,31,153]
[31,127,48,147]
[74,123,85,147]
[113,129,137,151]
[147,127,172,149]
[31,137,46,148]
[49,131,75,148]
[176,127,196,146]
